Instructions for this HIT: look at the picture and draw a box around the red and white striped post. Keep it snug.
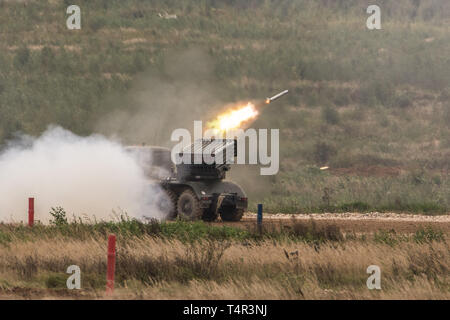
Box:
[28,197,34,227]
[106,234,116,294]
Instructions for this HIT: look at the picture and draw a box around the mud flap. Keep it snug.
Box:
[215,194,226,216]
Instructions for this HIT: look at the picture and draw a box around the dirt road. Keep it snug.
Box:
[210,212,450,233]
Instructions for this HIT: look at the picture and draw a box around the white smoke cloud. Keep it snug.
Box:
[0,126,165,223]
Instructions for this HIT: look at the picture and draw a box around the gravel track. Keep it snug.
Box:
[244,212,450,222]
[210,212,450,233]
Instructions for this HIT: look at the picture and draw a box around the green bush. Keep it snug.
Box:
[413,227,445,244]
[88,16,107,32]
[45,273,67,289]
[322,106,340,125]
[395,94,413,109]
[13,46,30,68]
[313,142,337,165]
[49,207,68,226]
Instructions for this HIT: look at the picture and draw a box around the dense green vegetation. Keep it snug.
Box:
[0,0,449,213]
[0,215,444,246]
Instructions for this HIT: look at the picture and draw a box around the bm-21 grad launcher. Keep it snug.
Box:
[127,139,247,221]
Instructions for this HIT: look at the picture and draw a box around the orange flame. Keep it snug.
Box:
[206,102,258,133]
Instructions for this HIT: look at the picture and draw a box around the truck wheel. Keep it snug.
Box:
[177,189,202,221]
[158,189,178,220]
[202,209,218,222]
[219,206,244,222]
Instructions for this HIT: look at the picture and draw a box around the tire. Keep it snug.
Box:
[202,209,219,222]
[219,206,244,222]
[177,189,203,221]
[158,189,178,220]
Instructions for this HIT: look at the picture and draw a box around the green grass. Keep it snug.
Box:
[0,217,445,247]
[0,218,251,244]
[246,167,450,214]
[0,0,449,213]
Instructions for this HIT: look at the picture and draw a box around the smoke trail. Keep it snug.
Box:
[0,126,165,223]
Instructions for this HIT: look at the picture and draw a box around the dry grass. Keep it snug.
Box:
[0,229,448,299]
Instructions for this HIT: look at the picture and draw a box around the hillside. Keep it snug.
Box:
[0,0,449,213]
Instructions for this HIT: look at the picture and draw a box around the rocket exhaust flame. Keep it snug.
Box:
[206,90,288,134]
[206,102,258,133]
